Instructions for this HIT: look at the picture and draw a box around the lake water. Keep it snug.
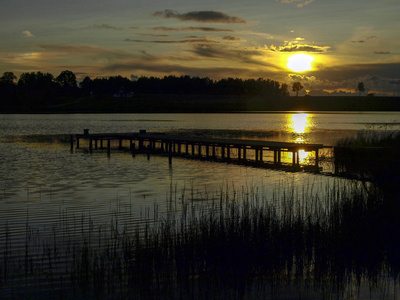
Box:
[1,112,400,232]
[1,112,400,297]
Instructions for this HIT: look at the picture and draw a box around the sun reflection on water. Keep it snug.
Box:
[288,113,313,163]
[290,113,310,136]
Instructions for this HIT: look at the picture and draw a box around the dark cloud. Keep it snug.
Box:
[275,44,329,53]
[124,38,219,44]
[151,26,235,32]
[102,61,269,79]
[137,33,170,37]
[94,24,123,30]
[222,36,242,41]
[313,63,400,82]
[38,44,135,60]
[374,51,391,55]
[191,45,282,70]
[349,36,377,43]
[153,10,247,24]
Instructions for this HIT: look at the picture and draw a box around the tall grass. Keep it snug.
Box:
[335,131,400,194]
[1,181,400,299]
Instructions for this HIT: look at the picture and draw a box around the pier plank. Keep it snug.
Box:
[72,131,324,171]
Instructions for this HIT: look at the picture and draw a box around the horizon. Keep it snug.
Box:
[1,0,399,96]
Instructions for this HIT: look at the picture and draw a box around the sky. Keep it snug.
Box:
[1,0,399,96]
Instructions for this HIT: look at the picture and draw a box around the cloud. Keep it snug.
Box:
[374,51,391,55]
[276,0,315,8]
[124,38,219,44]
[269,44,329,53]
[22,30,34,38]
[151,26,235,32]
[349,36,377,43]
[94,24,123,30]
[102,61,273,79]
[191,44,281,70]
[38,44,135,61]
[312,62,400,82]
[137,33,170,37]
[222,36,242,41]
[153,10,247,24]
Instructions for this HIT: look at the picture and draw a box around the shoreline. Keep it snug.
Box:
[1,94,400,113]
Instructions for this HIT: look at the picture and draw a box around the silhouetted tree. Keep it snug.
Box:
[0,72,17,85]
[80,76,93,94]
[280,83,290,96]
[0,72,18,106]
[292,82,303,97]
[56,70,77,88]
[18,71,57,106]
[357,82,365,96]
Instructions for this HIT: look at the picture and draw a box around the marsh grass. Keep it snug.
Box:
[1,180,400,299]
[335,131,400,194]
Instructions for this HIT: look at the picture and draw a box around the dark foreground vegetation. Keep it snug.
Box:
[335,131,400,195]
[1,70,399,112]
[2,177,400,298]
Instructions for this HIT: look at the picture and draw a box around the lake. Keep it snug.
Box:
[1,112,400,229]
[1,111,400,297]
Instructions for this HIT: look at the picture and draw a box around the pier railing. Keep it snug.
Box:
[71,130,324,172]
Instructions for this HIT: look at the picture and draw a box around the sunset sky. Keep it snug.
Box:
[1,0,399,95]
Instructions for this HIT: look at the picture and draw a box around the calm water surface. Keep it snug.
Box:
[1,112,400,297]
[1,112,400,245]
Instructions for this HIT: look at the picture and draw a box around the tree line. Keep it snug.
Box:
[0,70,290,108]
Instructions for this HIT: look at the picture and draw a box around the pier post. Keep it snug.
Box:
[292,151,296,166]
[70,135,74,152]
[168,142,172,165]
[296,150,300,166]
[260,148,263,162]
[315,149,319,168]
[198,143,202,157]
[221,145,225,160]
[130,141,135,157]
[76,137,80,149]
[212,145,216,158]
[100,139,104,149]
[89,137,93,154]
[192,143,195,156]
[147,145,151,160]
[107,139,111,157]
[186,143,189,155]
[238,147,241,160]
[206,143,209,158]
[243,147,247,161]
[255,148,259,162]
[227,145,230,160]
[139,138,144,151]
[94,139,98,149]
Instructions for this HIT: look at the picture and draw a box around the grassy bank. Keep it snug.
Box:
[1,181,400,299]
[2,94,400,113]
[334,131,400,194]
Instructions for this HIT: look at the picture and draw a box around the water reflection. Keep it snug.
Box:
[289,113,310,136]
[287,113,312,163]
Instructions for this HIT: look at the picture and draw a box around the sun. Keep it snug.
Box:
[287,54,314,72]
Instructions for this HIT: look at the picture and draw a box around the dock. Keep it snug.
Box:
[71,130,324,172]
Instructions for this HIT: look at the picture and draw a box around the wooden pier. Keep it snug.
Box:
[71,130,324,172]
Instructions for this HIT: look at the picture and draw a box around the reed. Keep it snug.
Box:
[335,131,400,195]
[1,181,399,299]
